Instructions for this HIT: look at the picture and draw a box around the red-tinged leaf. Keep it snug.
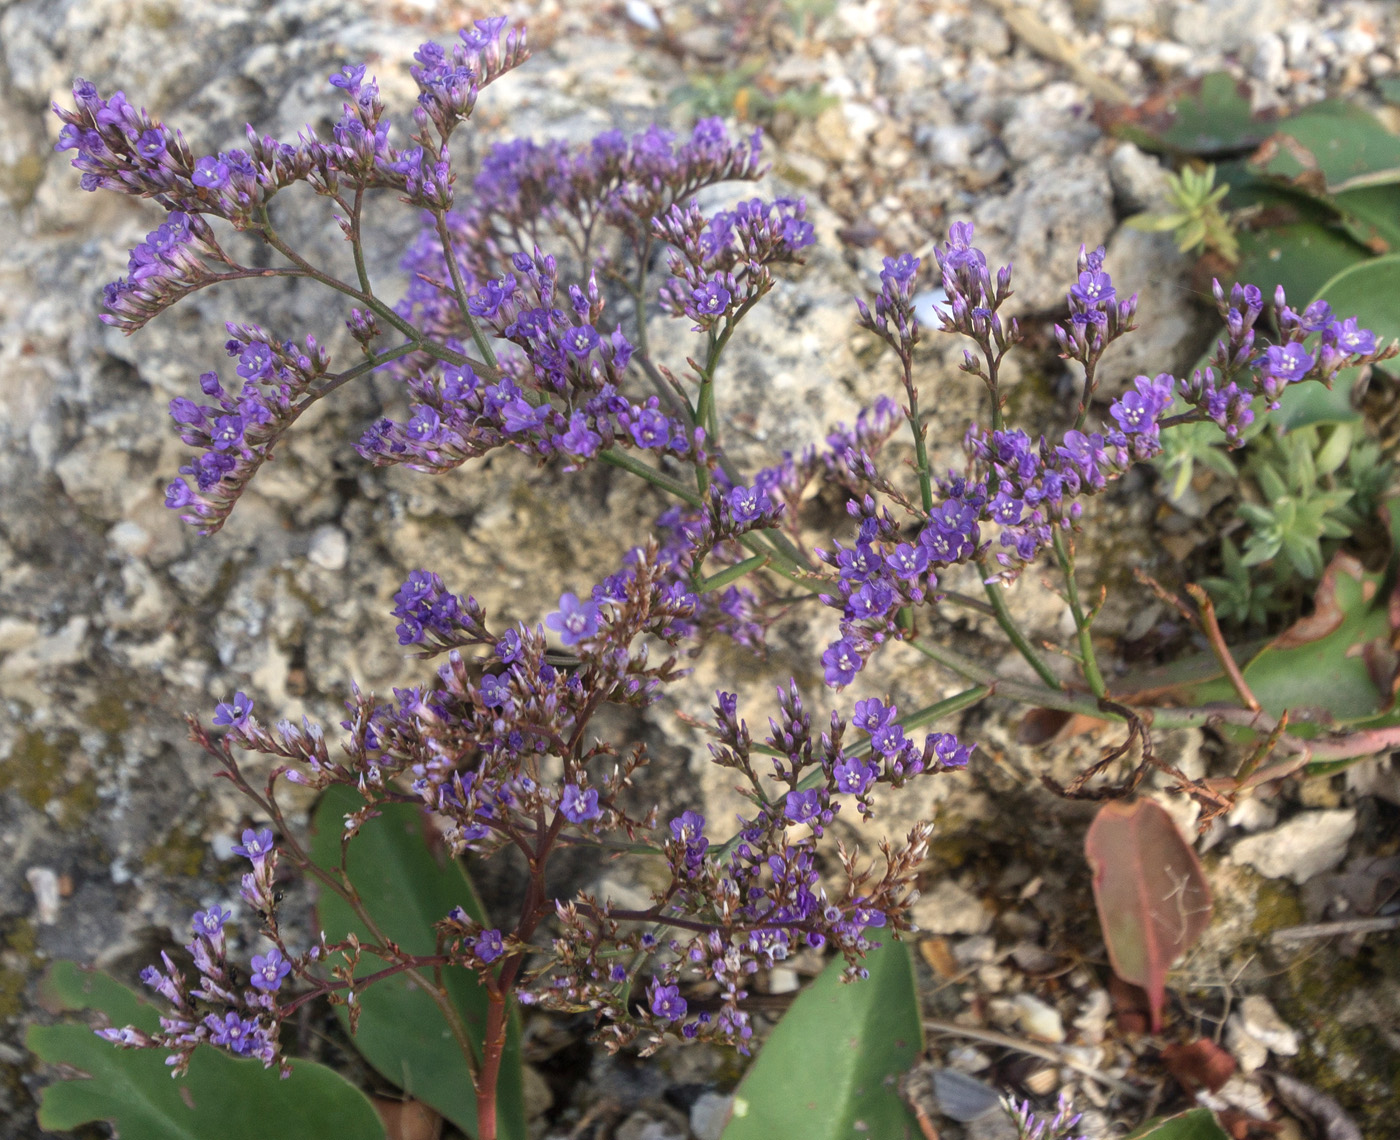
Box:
[1107,973,1152,1035]
[1161,1038,1237,1095]
[1085,799,1213,1031]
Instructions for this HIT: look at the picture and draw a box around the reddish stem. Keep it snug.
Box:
[476,986,508,1140]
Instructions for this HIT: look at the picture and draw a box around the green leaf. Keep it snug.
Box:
[1111,73,1265,156]
[1126,1107,1231,1140]
[1310,252,1400,347]
[721,941,923,1140]
[28,961,386,1140]
[309,786,526,1140]
[1188,551,1399,723]
[1334,184,1400,251]
[1232,221,1373,313]
[1250,100,1400,191]
[1314,423,1354,476]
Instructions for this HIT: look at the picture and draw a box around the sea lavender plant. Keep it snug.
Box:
[54,15,1397,1139]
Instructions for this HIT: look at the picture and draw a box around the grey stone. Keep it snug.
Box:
[689,1092,733,1140]
[912,879,993,935]
[1230,809,1357,884]
[973,153,1115,314]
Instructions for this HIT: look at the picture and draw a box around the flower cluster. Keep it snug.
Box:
[1003,1093,1087,1140]
[97,831,311,1074]
[519,681,971,1051]
[655,195,816,330]
[163,324,332,532]
[393,115,765,346]
[60,16,1398,1124]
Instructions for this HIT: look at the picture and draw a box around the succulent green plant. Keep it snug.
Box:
[1126,163,1240,263]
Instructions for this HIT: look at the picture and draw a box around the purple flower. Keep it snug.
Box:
[649,980,687,1022]
[1261,343,1314,383]
[211,414,244,451]
[168,397,204,426]
[546,592,600,645]
[231,827,275,863]
[557,413,602,459]
[1071,269,1115,308]
[213,691,254,727]
[205,1010,262,1054]
[468,276,516,319]
[1332,317,1376,356]
[237,342,275,381]
[851,698,894,732]
[822,637,862,687]
[885,542,929,580]
[329,63,367,92]
[560,783,600,823]
[474,928,506,963]
[881,253,920,287]
[670,811,706,843]
[495,628,522,663]
[727,485,771,527]
[249,948,291,991]
[191,155,230,189]
[870,722,907,757]
[833,756,878,795]
[135,129,167,160]
[783,788,822,824]
[627,407,674,450]
[165,479,196,509]
[192,906,230,938]
[561,324,600,357]
[929,732,974,769]
[689,279,731,319]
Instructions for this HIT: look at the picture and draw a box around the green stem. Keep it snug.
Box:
[347,187,372,296]
[907,380,935,514]
[1053,529,1107,697]
[432,210,498,371]
[975,561,1062,690]
[598,446,703,507]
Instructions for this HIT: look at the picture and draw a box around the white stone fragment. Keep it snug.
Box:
[1239,994,1299,1055]
[1227,796,1279,833]
[307,524,349,571]
[767,966,799,994]
[26,866,61,924]
[1012,993,1066,1043]
[1229,809,1356,884]
[911,880,992,935]
[1225,1016,1270,1073]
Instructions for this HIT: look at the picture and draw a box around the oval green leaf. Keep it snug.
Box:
[721,940,923,1140]
[28,960,385,1140]
[310,785,526,1140]
[1126,1107,1231,1140]
[1310,253,1400,347]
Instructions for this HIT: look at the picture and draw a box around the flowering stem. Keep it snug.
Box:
[476,986,509,1140]
[219,760,483,1075]
[598,446,703,507]
[1073,356,1099,431]
[346,188,373,296]
[903,352,935,514]
[1052,530,1106,698]
[431,209,499,371]
[597,449,824,591]
[975,562,1063,690]
[253,208,499,381]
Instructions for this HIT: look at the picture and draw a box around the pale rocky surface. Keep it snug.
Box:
[2,0,1399,1137]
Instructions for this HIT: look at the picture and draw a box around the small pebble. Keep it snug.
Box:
[1012,993,1066,1043]
[26,866,61,924]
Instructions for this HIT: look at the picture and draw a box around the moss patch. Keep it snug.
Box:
[1275,939,1400,1135]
